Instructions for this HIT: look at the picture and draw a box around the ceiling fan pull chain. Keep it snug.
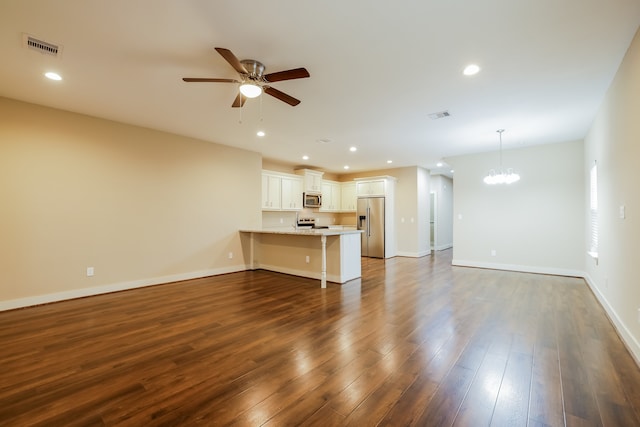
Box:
[259,90,263,122]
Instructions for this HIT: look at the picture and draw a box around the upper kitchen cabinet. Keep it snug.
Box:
[356,178,387,196]
[320,180,341,212]
[281,175,303,210]
[262,172,281,210]
[341,181,357,212]
[296,169,324,194]
[262,170,303,211]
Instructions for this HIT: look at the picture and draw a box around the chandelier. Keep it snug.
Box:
[484,129,520,185]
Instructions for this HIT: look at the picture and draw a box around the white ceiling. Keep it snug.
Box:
[1,1,639,175]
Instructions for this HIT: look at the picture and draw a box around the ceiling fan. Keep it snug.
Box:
[182,47,310,107]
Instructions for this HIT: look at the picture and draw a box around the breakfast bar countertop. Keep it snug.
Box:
[239,227,361,236]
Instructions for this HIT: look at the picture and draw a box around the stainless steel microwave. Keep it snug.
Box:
[303,192,322,208]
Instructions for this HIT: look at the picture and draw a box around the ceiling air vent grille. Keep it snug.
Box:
[23,34,61,57]
[428,110,451,120]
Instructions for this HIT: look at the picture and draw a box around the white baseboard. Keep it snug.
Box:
[255,263,343,284]
[451,259,584,278]
[396,250,432,258]
[583,274,640,367]
[435,243,453,251]
[0,265,248,312]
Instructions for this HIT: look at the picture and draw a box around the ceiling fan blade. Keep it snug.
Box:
[231,93,247,108]
[182,78,239,83]
[263,86,301,106]
[264,68,310,83]
[215,47,248,74]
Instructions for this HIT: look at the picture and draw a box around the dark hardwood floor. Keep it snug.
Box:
[1,249,640,426]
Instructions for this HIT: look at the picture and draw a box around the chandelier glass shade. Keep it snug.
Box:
[483,168,520,184]
[239,82,262,98]
[484,129,520,185]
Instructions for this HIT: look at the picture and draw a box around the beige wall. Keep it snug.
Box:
[0,97,262,309]
[390,167,430,257]
[584,27,640,362]
[447,140,585,275]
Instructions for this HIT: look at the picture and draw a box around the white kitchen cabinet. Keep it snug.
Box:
[296,169,324,193]
[320,180,341,212]
[340,182,357,212]
[356,179,386,196]
[262,173,281,210]
[262,171,303,211]
[281,176,303,210]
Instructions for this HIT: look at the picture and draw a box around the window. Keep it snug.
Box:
[589,161,598,258]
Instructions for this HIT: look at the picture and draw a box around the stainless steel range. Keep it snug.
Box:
[296,217,328,229]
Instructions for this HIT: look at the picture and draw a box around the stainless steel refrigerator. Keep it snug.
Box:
[357,197,385,258]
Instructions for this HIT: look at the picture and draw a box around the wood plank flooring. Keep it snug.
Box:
[1,249,640,426]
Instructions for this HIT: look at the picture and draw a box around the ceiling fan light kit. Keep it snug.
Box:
[483,129,520,185]
[183,47,309,107]
[239,82,262,98]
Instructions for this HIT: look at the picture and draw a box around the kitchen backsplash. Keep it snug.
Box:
[262,210,355,228]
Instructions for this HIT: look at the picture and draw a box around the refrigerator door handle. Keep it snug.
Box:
[367,207,371,236]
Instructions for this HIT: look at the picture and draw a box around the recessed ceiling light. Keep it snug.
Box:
[343,165,350,170]
[436,162,443,167]
[463,64,480,76]
[387,160,393,164]
[44,72,62,81]
[302,155,309,160]
[256,131,265,137]
[349,146,357,152]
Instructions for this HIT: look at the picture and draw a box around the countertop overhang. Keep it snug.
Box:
[239,227,362,237]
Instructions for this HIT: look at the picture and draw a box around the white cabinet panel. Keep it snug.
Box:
[296,169,324,193]
[262,174,281,210]
[356,180,385,196]
[281,176,303,210]
[341,182,356,212]
[262,171,303,211]
[320,181,341,212]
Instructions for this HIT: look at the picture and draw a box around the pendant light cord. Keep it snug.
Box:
[497,129,504,170]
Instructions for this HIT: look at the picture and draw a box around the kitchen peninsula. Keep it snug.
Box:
[239,227,363,288]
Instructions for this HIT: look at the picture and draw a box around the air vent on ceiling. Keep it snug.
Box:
[22,33,62,57]
[428,110,451,120]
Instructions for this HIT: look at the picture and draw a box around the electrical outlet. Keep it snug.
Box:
[305,255,310,263]
[228,252,233,259]
[490,250,497,257]
[620,205,626,219]
[86,267,94,277]
[279,218,284,224]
